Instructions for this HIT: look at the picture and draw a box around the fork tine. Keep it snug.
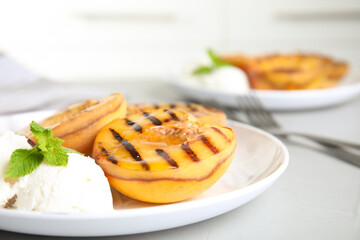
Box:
[248,92,280,128]
[236,96,263,127]
[202,99,244,123]
[237,93,280,129]
[242,94,275,128]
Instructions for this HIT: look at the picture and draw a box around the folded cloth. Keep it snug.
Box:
[0,54,40,88]
[0,55,113,115]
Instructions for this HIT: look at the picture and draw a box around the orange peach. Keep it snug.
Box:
[93,109,236,203]
[19,93,127,156]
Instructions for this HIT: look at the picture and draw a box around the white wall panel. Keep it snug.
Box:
[0,0,358,82]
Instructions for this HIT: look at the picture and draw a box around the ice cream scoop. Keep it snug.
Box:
[14,153,113,213]
[198,66,250,94]
[0,131,30,207]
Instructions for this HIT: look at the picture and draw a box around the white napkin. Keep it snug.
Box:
[0,54,40,87]
[0,55,112,115]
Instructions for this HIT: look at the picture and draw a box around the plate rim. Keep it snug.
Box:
[169,79,360,110]
[169,78,360,97]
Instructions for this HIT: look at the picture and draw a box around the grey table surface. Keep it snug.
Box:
[0,80,360,240]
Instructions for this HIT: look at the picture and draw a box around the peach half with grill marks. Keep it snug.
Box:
[93,109,236,203]
[127,102,227,126]
[19,93,127,156]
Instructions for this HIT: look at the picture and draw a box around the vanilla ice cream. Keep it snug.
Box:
[0,131,30,206]
[183,60,250,94]
[0,131,113,213]
[14,153,113,213]
[198,66,250,94]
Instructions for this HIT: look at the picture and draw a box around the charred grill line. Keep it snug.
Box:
[101,148,118,165]
[211,127,231,143]
[186,103,197,111]
[109,128,150,171]
[200,135,219,154]
[164,109,180,121]
[153,104,160,109]
[155,149,179,168]
[143,112,162,125]
[59,96,124,138]
[125,119,143,132]
[169,103,176,109]
[181,143,200,162]
[106,147,236,182]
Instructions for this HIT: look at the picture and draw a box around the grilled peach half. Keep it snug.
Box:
[19,93,126,156]
[127,102,227,126]
[93,109,236,203]
[222,53,348,90]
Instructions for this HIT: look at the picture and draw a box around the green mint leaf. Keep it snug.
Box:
[42,146,68,166]
[63,147,85,156]
[6,121,85,178]
[214,61,230,67]
[30,121,55,152]
[6,148,44,178]
[30,120,47,133]
[207,49,220,64]
[30,121,68,166]
[193,66,213,75]
[207,49,230,67]
[41,137,68,166]
[192,49,232,76]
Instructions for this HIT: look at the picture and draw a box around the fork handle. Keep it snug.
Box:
[269,129,360,150]
[324,146,360,167]
[271,130,360,167]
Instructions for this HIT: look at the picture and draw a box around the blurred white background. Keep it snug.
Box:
[0,0,359,82]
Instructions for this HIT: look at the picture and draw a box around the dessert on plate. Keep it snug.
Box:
[221,53,348,90]
[182,50,250,94]
[0,93,236,212]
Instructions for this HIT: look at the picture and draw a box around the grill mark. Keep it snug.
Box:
[155,149,178,168]
[153,104,159,109]
[143,112,162,125]
[106,146,236,182]
[109,128,150,171]
[181,143,200,162]
[211,127,231,143]
[164,109,180,121]
[200,135,219,154]
[125,118,143,132]
[186,103,197,111]
[58,96,124,138]
[169,103,176,109]
[101,148,118,165]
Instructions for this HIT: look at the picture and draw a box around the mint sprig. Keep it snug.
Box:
[6,148,44,178]
[193,49,231,75]
[6,121,83,178]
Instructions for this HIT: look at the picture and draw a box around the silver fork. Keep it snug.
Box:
[233,93,360,167]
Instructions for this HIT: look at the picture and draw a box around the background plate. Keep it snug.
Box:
[169,73,360,111]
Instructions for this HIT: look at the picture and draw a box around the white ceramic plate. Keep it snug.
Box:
[0,112,289,237]
[169,72,360,111]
